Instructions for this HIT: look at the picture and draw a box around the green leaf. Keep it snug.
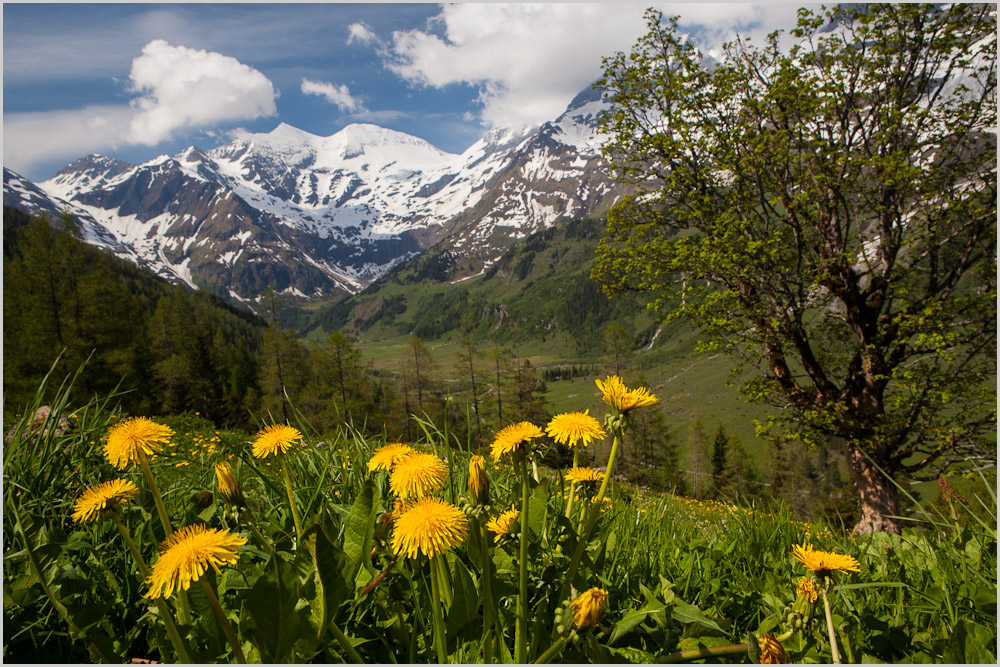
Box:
[343,482,376,587]
[311,524,355,619]
[528,477,550,539]
[944,620,997,664]
[671,598,724,633]
[445,557,479,642]
[241,556,301,663]
[676,635,732,652]
[608,600,666,646]
[833,582,908,592]
[608,645,657,663]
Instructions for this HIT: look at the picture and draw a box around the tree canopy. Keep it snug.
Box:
[594,3,997,532]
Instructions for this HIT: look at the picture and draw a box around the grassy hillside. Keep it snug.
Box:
[284,216,780,468]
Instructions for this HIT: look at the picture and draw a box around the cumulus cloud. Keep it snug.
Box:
[386,3,810,130]
[4,106,137,175]
[127,39,278,145]
[347,22,378,46]
[301,78,365,113]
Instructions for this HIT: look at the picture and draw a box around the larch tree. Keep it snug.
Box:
[594,4,996,532]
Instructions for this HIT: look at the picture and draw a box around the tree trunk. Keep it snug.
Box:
[848,444,902,534]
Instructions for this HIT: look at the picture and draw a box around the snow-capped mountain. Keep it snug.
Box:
[5,86,619,302]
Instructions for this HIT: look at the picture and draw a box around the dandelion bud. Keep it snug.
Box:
[571,587,608,629]
[793,576,819,614]
[468,455,490,505]
[758,633,788,664]
[215,461,245,506]
[374,509,395,541]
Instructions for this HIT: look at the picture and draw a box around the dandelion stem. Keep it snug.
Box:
[656,643,749,663]
[556,429,622,620]
[822,591,841,664]
[328,619,364,664]
[534,637,567,664]
[243,513,275,555]
[429,555,450,663]
[111,516,192,664]
[279,456,304,544]
[200,577,247,664]
[138,453,173,537]
[516,457,531,664]
[593,430,621,508]
[565,449,580,519]
[474,516,496,664]
[137,452,191,625]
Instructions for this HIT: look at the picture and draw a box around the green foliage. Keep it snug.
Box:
[3,207,267,427]
[2,364,996,663]
[594,4,997,532]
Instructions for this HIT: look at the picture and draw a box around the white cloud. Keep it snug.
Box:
[387,3,811,130]
[347,22,378,46]
[301,78,365,113]
[4,40,280,175]
[127,39,278,145]
[3,106,137,175]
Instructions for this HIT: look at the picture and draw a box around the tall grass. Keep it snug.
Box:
[3,360,996,663]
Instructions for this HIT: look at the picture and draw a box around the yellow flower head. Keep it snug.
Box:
[251,424,303,459]
[390,452,449,499]
[596,375,660,413]
[566,466,605,486]
[792,543,860,578]
[486,507,520,543]
[546,411,606,448]
[367,443,415,472]
[468,455,490,505]
[144,525,247,599]
[572,587,609,628]
[796,576,819,603]
[104,417,174,469]
[391,497,469,559]
[490,421,544,462]
[758,633,788,664]
[215,461,244,506]
[71,479,139,523]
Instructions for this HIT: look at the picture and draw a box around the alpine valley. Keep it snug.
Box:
[4,86,621,305]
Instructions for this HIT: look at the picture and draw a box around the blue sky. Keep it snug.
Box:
[4,3,811,181]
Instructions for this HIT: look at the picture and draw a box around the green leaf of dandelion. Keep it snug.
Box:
[671,598,724,633]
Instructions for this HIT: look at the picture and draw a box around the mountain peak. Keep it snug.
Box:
[55,154,132,177]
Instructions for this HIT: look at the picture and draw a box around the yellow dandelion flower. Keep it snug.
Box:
[486,507,520,543]
[572,587,609,628]
[490,421,544,462]
[468,455,490,504]
[390,452,449,499]
[71,479,139,523]
[792,543,860,577]
[595,375,660,412]
[391,497,468,559]
[565,466,605,485]
[796,576,819,603]
[104,417,174,469]
[367,443,415,472]
[251,424,303,459]
[144,525,247,599]
[758,633,788,664]
[215,462,244,506]
[546,411,606,448]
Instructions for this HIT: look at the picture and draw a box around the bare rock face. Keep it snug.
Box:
[5,405,72,444]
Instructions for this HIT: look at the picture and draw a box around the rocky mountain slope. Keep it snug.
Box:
[5,86,619,304]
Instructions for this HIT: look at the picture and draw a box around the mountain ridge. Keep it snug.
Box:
[5,84,618,305]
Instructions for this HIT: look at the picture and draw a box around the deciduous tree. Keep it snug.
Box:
[595,4,997,532]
